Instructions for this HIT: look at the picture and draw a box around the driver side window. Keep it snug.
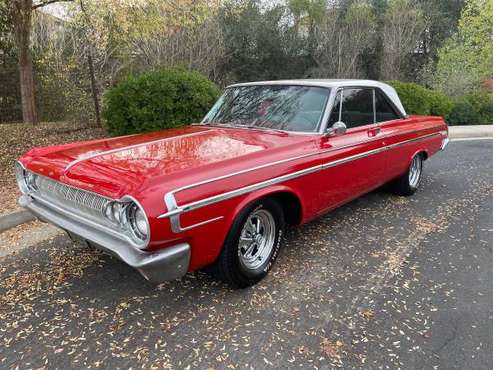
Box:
[340,88,374,128]
[328,88,375,129]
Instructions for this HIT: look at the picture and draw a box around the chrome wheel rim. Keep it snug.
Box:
[409,155,422,188]
[238,209,276,270]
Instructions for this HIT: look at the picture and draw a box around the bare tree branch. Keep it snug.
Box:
[32,0,73,11]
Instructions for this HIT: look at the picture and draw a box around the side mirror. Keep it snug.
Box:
[326,121,347,136]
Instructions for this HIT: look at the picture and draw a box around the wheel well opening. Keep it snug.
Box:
[268,192,302,226]
[420,151,429,160]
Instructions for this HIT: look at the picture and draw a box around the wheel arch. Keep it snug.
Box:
[230,185,304,227]
[411,148,429,161]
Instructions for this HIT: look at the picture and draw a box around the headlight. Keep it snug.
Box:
[126,202,149,241]
[15,162,39,193]
[25,171,40,191]
[104,202,125,224]
[103,199,149,246]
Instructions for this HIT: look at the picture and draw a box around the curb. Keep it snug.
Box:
[449,125,493,139]
[0,209,36,233]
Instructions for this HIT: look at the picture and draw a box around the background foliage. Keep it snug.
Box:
[103,68,220,135]
[433,0,493,96]
[1,0,492,127]
[387,81,453,119]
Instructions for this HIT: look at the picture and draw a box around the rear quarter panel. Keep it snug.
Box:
[380,115,447,180]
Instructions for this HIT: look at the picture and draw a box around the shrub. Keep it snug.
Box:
[426,89,454,119]
[448,91,493,125]
[386,80,453,119]
[103,68,220,135]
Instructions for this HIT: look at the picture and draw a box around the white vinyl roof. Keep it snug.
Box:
[228,79,407,117]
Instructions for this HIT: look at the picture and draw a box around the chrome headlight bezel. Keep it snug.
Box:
[125,202,149,242]
[15,161,39,193]
[15,162,29,194]
[102,196,150,249]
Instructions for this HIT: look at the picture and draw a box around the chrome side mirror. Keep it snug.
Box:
[326,121,347,136]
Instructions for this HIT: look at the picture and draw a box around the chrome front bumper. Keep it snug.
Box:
[19,194,190,283]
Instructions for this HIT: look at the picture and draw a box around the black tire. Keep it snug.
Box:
[211,198,285,288]
[389,153,424,196]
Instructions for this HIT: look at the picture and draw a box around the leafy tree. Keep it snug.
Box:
[0,0,22,122]
[312,2,377,78]
[434,0,493,95]
[218,0,310,83]
[287,0,326,58]
[417,0,465,60]
[380,0,426,81]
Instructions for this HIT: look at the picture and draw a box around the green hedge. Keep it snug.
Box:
[386,80,453,119]
[103,68,220,135]
[387,81,493,125]
[448,91,493,125]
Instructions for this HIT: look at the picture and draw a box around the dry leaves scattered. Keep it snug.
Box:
[321,338,344,360]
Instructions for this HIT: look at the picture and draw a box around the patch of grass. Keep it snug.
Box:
[0,122,106,214]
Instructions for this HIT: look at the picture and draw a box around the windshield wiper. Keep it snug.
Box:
[199,122,288,135]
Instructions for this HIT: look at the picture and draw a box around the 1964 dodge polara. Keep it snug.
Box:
[16,79,448,287]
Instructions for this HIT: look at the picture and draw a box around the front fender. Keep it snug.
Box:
[229,184,305,225]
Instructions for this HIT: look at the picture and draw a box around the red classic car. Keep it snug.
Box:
[16,80,449,287]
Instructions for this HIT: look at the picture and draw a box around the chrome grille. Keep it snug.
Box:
[33,173,112,222]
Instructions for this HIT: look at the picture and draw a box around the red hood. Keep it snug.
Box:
[20,126,316,199]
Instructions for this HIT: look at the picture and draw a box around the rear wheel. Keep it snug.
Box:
[389,153,424,196]
[212,198,285,288]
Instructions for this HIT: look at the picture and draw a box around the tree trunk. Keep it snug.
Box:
[80,0,101,128]
[11,0,38,124]
[87,53,102,128]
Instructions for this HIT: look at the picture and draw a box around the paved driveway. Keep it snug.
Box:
[0,140,492,369]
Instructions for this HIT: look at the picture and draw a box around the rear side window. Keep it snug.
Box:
[340,88,374,128]
[375,90,399,123]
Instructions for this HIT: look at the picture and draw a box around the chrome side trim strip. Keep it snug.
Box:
[160,127,427,199]
[159,132,441,232]
[65,130,207,172]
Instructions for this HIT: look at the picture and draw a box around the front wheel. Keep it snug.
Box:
[211,198,285,288]
[389,153,424,196]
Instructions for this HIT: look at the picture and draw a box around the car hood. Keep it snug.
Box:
[20,126,315,199]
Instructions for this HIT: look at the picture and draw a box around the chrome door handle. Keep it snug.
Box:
[368,127,381,137]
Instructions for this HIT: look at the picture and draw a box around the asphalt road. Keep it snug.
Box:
[0,140,492,369]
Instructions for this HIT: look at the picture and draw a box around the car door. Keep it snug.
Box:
[312,87,387,215]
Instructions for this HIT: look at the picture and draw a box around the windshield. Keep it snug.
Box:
[202,85,330,132]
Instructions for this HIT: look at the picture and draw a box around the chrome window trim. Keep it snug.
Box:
[321,86,404,133]
[372,89,377,124]
[159,132,441,233]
